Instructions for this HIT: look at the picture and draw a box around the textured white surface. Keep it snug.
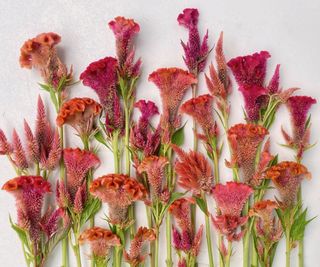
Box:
[0,0,319,266]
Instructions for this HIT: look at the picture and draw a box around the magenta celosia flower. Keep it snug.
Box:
[40,207,67,238]
[211,182,253,241]
[149,68,197,143]
[177,8,209,74]
[266,64,280,94]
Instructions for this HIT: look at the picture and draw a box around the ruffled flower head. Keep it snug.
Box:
[19,32,68,87]
[211,182,253,241]
[2,176,51,241]
[264,161,311,209]
[56,97,102,138]
[79,227,120,260]
[80,57,124,135]
[177,8,209,74]
[149,68,196,143]
[227,123,268,184]
[124,227,156,266]
[173,145,213,194]
[90,174,146,225]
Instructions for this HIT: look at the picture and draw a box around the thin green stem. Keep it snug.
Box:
[286,226,291,267]
[166,215,173,267]
[113,226,123,267]
[72,223,82,267]
[203,194,214,267]
[155,226,160,267]
[112,132,120,174]
[225,241,232,267]
[243,201,250,267]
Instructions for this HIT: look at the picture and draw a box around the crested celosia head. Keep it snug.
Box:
[90,174,146,225]
[124,227,156,266]
[79,227,120,259]
[177,8,209,74]
[227,123,268,184]
[211,182,253,241]
[2,176,51,241]
[149,68,196,143]
[264,161,311,209]
[19,32,68,87]
[56,97,102,138]
[137,156,168,199]
[173,144,213,195]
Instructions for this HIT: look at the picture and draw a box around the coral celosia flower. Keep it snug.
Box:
[56,97,102,138]
[80,57,124,135]
[79,227,120,259]
[169,198,193,233]
[149,68,197,143]
[211,182,253,241]
[173,144,213,194]
[124,227,156,266]
[137,156,168,198]
[177,8,209,74]
[227,123,268,184]
[19,32,68,87]
[2,176,51,241]
[90,174,146,225]
[264,161,311,208]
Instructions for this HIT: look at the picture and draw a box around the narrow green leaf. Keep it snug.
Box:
[44,225,70,257]
[194,196,207,214]
[94,130,108,147]
[80,198,102,226]
[38,83,51,92]
[171,123,186,146]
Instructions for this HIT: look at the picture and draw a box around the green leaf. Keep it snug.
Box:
[194,196,207,214]
[9,215,30,250]
[305,114,312,130]
[80,198,102,226]
[56,76,67,92]
[291,208,316,241]
[44,225,70,257]
[160,192,185,218]
[38,83,51,92]
[94,130,108,148]
[171,123,186,146]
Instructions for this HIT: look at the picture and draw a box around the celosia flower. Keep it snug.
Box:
[124,227,156,266]
[264,161,311,209]
[149,68,196,143]
[173,145,213,194]
[90,174,146,225]
[177,8,209,74]
[211,182,253,241]
[2,176,51,241]
[0,129,12,155]
[19,32,68,87]
[40,207,67,238]
[56,97,102,138]
[227,123,268,184]
[79,227,120,260]
[12,129,28,170]
[80,57,124,135]
[137,156,168,199]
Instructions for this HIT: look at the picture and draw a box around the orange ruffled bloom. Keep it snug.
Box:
[264,161,311,208]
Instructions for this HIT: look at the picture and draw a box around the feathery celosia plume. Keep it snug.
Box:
[267,64,280,94]
[90,174,146,225]
[80,57,124,135]
[56,97,102,138]
[227,123,268,184]
[211,182,253,241]
[177,8,209,74]
[19,32,68,87]
[264,161,311,209]
[169,198,193,233]
[24,119,39,163]
[12,129,28,170]
[2,176,51,241]
[124,227,156,266]
[149,68,197,143]
[173,144,213,194]
[0,129,11,155]
[40,207,67,238]
[79,227,120,259]
[137,155,168,198]
[41,129,61,170]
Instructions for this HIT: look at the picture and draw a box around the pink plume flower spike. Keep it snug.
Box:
[0,128,12,155]
[177,8,209,74]
[267,64,280,94]
[24,119,40,163]
[40,207,67,238]
[12,129,28,170]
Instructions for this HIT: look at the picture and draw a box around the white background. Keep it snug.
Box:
[0,0,319,266]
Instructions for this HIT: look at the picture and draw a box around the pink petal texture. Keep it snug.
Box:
[0,129,11,155]
[12,129,28,169]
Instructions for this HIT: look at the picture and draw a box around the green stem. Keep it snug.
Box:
[112,131,120,174]
[243,201,250,267]
[212,149,220,184]
[225,241,232,267]
[203,194,214,267]
[155,226,160,267]
[72,224,82,267]
[286,226,291,267]
[166,215,173,267]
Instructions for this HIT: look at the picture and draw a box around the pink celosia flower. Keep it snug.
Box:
[177,8,209,74]
[149,68,197,143]
[80,57,124,135]
[90,174,146,225]
[124,227,156,266]
[264,161,311,209]
[227,123,268,184]
[40,207,67,238]
[266,64,280,94]
[12,129,28,170]
[211,182,253,241]
[2,176,51,241]
[178,258,187,267]
[173,144,213,194]
[79,227,120,259]
[0,129,12,155]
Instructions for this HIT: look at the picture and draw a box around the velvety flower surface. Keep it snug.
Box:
[149,68,196,143]
[211,182,253,241]
[177,8,209,74]
[227,123,268,184]
[264,161,311,208]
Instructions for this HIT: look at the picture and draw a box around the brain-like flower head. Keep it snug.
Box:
[264,161,311,209]
[90,174,146,225]
[211,182,253,241]
[149,68,196,143]
[227,123,268,184]
[79,227,120,259]
[19,32,67,87]
[177,8,209,74]
[2,176,51,241]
